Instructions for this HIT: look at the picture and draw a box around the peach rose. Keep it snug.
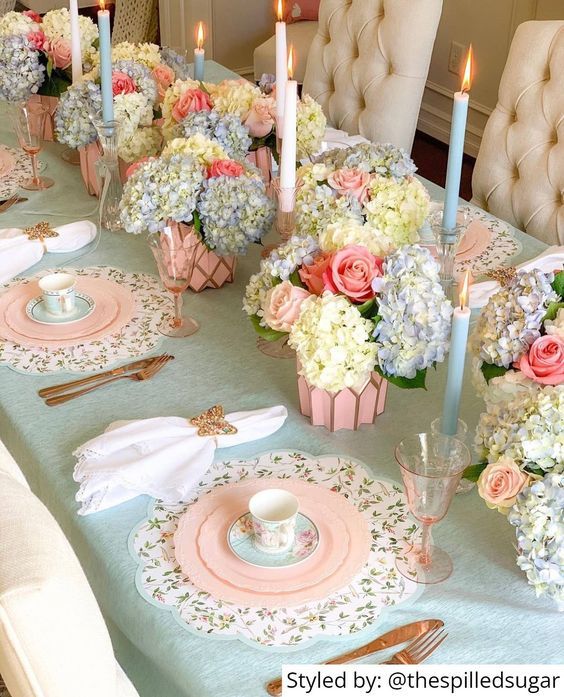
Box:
[322,245,384,303]
[299,252,333,295]
[263,281,310,332]
[152,64,175,101]
[207,159,244,178]
[172,88,212,122]
[517,335,564,385]
[477,457,529,512]
[27,31,46,51]
[112,71,136,96]
[327,168,371,203]
[45,37,72,70]
[244,97,275,138]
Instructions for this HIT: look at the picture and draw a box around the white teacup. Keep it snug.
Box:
[38,273,76,316]
[249,489,299,555]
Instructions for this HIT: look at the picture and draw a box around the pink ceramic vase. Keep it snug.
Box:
[28,94,58,141]
[246,145,272,186]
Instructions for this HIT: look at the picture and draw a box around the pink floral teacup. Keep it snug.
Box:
[248,489,299,554]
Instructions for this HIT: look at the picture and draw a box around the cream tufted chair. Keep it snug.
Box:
[472,21,564,245]
[0,1,16,15]
[0,450,139,697]
[303,0,443,153]
[112,0,159,45]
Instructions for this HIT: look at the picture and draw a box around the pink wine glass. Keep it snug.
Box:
[13,101,54,190]
[395,432,470,584]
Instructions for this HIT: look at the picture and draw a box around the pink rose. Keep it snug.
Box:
[112,71,136,96]
[125,157,154,179]
[477,457,529,512]
[45,37,72,70]
[244,97,275,138]
[327,168,372,203]
[152,64,175,101]
[263,281,310,332]
[172,88,212,122]
[23,10,42,23]
[207,159,244,178]
[299,252,333,295]
[27,30,46,51]
[517,334,564,385]
[322,245,384,303]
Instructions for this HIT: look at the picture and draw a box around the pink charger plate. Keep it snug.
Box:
[174,478,373,608]
[0,147,16,178]
[0,277,136,348]
[455,220,493,261]
[198,495,349,592]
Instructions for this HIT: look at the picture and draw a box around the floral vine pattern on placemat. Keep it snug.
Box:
[455,205,522,277]
[0,145,33,199]
[0,266,172,374]
[130,450,420,650]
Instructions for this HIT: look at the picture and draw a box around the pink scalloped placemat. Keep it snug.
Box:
[174,478,372,608]
[455,220,493,261]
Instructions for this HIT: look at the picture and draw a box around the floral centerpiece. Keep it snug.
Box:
[0,8,98,102]
[244,224,452,429]
[467,268,564,607]
[120,135,275,291]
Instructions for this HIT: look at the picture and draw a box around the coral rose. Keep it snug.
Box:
[299,252,333,295]
[112,71,136,96]
[207,159,244,178]
[244,97,275,138]
[23,10,42,24]
[517,334,564,385]
[263,281,310,332]
[172,88,212,122]
[45,37,72,69]
[322,245,384,303]
[125,157,154,179]
[477,457,529,512]
[27,31,46,51]
[152,64,175,101]
[327,167,371,203]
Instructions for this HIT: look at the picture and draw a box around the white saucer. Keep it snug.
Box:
[25,292,96,325]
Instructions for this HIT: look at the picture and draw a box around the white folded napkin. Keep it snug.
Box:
[470,246,564,308]
[0,220,97,284]
[73,405,288,515]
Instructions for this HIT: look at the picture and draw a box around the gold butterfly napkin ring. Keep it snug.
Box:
[190,405,238,437]
[24,221,59,251]
[485,265,516,286]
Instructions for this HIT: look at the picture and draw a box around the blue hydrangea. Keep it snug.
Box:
[316,142,417,179]
[0,35,44,102]
[373,246,453,378]
[54,80,102,148]
[181,109,252,160]
[160,46,192,80]
[199,173,275,255]
[112,59,157,105]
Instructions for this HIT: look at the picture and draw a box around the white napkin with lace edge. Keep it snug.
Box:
[73,405,288,515]
[469,246,564,309]
[0,221,97,285]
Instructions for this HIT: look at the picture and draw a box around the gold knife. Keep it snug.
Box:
[38,355,169,399]
[265,619,443,696]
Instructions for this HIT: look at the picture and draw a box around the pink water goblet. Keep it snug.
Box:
[13,102,54,190]
[395,432,470,585]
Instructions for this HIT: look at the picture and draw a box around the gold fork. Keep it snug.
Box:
[45,355,172,406]
[0,194,18,214]
[383,625,448,664]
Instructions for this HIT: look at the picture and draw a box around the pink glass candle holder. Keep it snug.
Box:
[271,177,303,242]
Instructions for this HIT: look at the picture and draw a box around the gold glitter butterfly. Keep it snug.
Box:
[24,221,59,242]
[190,405,238,437]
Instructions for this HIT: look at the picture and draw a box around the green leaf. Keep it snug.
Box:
[192,210,202,234]
[46,57,53,79]
[462,462,487,482]
[480,362,508,384]
[289,269,305,288]
[357,299,381,320]
[543,301,564,322]
[374,364,427,390]
[250,314,287,342]
[38,71,70,98]
[551,270,564,299]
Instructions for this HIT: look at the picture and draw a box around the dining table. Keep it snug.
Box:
[0,61,559,697]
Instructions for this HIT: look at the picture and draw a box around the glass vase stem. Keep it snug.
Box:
[173,292,183,328]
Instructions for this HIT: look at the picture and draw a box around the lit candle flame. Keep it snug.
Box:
[288,45,295,79]
[196,21,205,50]
[459,270,471,310]
[276,0,284,22]
[461,45,473,93]
[100,0,106,10]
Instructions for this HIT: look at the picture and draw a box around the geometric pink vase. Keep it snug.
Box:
[78,141,129,197]
[297,366,388,431]
[246,146,272,186]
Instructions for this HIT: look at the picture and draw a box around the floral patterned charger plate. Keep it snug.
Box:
[130,450,420,649]
[228,511,319,569]
[0,145,33,199]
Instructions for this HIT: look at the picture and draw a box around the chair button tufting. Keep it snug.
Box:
[388,63,394,75]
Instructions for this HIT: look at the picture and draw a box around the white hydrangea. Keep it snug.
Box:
[118,125,162,163]
[162,135,228,167]
[113,92,153,143]
[296,93,327,159]
[0,11,38,37]
[319,219,393,257]
[111,41,161,68]
[545,308,564,338]
[42,8,98,55]
[289,292,378,393]
[210,79,261,118]
[296,183,363,238]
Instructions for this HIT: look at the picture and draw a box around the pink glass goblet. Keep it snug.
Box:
[395,432,470,585]
[13,102,54,190]
[148,225,200,338]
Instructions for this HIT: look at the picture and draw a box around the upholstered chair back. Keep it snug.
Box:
[472,21,564,245]
[112,0,158,44]
[303,0,443,152]
[0,466,139,697]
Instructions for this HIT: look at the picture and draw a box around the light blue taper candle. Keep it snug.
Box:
[441,274,471,436]
[97,4,113,123]
[193,21,205,82]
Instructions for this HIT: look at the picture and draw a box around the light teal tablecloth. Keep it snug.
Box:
[0,64,559,697]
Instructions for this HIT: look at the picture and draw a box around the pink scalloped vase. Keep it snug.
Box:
[246,146,272,186]
[78,141,129,197]
[297,366,388,431]
[167,221,237,293]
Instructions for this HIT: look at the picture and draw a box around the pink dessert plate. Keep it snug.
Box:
[0,276,135,348]
[197,494,349,592]
[455,220,493,260]
[174,478,372,608]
